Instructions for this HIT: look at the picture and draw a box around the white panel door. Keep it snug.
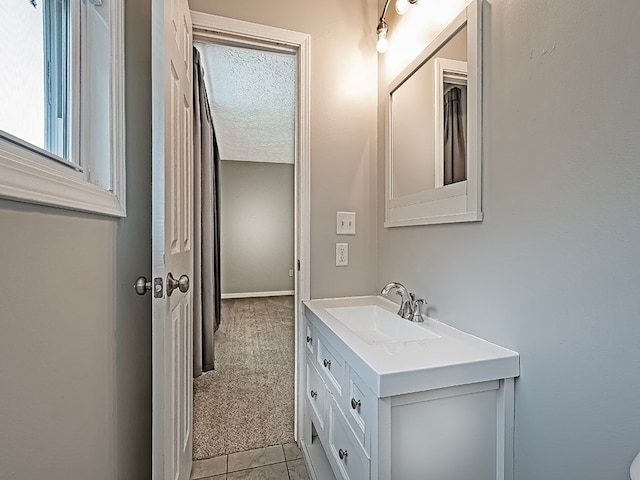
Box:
[152,0,193,479]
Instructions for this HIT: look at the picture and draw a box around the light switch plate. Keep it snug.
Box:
[337,211,356,235]
[335,243,348,266]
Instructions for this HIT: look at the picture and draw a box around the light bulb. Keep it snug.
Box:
[376,32,389,53]
[395,0,410,15]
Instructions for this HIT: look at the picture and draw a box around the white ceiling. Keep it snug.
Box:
[196,42,296,165]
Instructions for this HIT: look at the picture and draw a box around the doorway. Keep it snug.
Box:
[189,12,311,475]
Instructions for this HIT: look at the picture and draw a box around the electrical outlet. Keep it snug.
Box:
[288,269,294,277]
[336,243,348,266]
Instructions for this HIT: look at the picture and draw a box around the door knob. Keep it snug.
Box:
[167,272,189,296]
[135,276,163,297]
[135,276,151,295]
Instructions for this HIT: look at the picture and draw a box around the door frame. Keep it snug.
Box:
[190,11,311,442]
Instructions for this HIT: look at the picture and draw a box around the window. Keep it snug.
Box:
[0,0,125,216]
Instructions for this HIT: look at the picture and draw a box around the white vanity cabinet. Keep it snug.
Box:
[299,296,520,480]
[303,318,373,480]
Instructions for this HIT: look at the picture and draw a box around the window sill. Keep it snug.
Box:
[0,140,126,217]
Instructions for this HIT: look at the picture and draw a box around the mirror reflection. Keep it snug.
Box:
[390,25,467,199]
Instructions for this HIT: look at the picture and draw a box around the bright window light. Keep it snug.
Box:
[0,0,70,160]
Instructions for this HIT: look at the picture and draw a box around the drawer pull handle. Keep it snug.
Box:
[350,398,361,410]
[338,448,348,460]
[306,336,312,344]
[323,359,331,368]
[310,390,317,399]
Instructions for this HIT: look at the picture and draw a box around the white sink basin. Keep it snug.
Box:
[326,305,440,345]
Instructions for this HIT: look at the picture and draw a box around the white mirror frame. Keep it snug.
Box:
[385,0,482,227]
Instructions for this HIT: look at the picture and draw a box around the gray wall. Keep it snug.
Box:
[220,160,294,295]
[189,0,379,299]
[378,0,640,478]
[0,1,152,478]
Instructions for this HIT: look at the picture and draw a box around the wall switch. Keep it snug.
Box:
[337,211,356,235]
[336,243,348,266]
[288,269,294,277]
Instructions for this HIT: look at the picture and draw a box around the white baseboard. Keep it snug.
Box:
[221,290,294,299]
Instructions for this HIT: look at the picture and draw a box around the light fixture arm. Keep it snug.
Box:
[380,0,391,23]
[379,0,420,23]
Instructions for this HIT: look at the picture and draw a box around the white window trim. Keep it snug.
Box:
[0,0,126,217]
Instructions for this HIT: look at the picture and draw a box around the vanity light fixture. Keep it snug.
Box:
[376,0,421,53]
[376,18,389,53]
[376,0,391,53]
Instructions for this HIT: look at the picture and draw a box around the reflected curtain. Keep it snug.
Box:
[443,86,466,185]
[193,47,222,378]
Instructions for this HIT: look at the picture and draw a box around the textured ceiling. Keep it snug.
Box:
[196,42,295,164]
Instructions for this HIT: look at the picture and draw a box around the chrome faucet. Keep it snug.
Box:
[380,282,425,321]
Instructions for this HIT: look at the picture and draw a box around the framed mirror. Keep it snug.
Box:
[385,0,482,227]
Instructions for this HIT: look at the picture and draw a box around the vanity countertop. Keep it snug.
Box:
[304,295,519,398]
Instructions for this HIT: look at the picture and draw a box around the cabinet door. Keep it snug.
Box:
[390,384,498,479]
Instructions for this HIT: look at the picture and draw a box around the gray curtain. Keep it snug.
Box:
[193,47,222,378]
[443,86,466,185]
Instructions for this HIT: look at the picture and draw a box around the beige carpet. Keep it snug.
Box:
[193,296,295,460]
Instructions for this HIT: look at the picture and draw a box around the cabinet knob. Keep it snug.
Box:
[306,336,312,344]
[310,390,317,399]
[323,359,331,368]
[339,448,348,460]
[351,398,361,410]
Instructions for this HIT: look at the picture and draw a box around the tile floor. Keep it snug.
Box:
[191,443,310,480]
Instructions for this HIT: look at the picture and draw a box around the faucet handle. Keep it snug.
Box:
[411,298,426,322]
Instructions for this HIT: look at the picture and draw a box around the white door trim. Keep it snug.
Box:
[190,11,311,443]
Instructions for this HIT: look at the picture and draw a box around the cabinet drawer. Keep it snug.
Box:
[306,362,328,433]
[344,368,375,454]
[317,336,346,396]
[304,320,315,357]
[329,397,370,480]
